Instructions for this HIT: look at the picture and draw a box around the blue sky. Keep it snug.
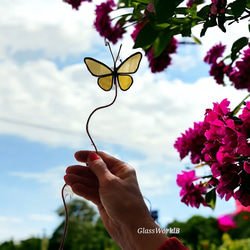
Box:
[1,0,250,243]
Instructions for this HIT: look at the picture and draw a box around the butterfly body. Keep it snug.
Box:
[84,52,142,91]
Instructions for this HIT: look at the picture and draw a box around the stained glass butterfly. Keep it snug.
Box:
[84,51,142,91]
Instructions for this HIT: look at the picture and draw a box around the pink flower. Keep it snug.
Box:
[202,99,232,162]
[174,122,209,164]
[210,0,227,15]
[177,170,198,187]
[176,99,250,208]
[209,61,227,84]
[234,176,250,207]
[229,46,250,91]
[217,215,236,232]
[204,42,226,64]
[177,170,209,208]
[94,0,125,44]
[204,43,230,84]
[146,37,178,73]
[239,101,250,127]
[186,0,194,7]
[217,166,240,200]
[244,162,250,174]
[64,0,91,10]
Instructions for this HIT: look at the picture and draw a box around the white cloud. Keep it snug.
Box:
[0,216,23,223]
[29,213,56,222]
[0,0,100,61]
[1,57,248,159]
[10,165,66,198]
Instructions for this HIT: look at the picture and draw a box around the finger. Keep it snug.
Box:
[71,183,101,205]
[64,173,98,188]
[66,165,89,175]
[75,150,126,173]
[87,152,115,185]
[74,150,91,163]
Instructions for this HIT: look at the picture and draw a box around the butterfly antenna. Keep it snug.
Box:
[105,39,116,65]
[115,44,122,65]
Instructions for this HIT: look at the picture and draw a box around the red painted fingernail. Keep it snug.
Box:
[88,152,100,162]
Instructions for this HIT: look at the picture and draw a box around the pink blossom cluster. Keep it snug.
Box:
[210,0,227,15]
[146,38,177,73]
[175,98,250,208]
[94,0,125,44]
[217,215,236,232]
[204,43,250,91]
[65,0,178,72]
[131,23,178,73]
[176,170,209,208]
[64,0,91,10]
[65,0,124,44]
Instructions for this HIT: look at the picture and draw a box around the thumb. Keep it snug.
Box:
[87,152,113,185]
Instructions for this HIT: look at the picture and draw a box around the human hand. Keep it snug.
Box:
[64,151,168,250]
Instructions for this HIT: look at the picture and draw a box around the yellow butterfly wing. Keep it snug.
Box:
[98,75,113,91]
[84,57,113,91]
[117,75,133,91]
[116,52,142,91]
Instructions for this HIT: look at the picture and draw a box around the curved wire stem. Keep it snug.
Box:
[59,81,118,250]
[86,81,118,153]
[59,184,69,250]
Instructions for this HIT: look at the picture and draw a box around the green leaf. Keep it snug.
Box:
[154,0,183,23]
[129,3,145,21]
[174,7,189,15]
[153,31,172,58]
[200,15,217,37]
[231,36,249,61]
[205,188,216,210]
[133,22,159,49]
[229,0,246,18]
[232,94,250,115]
[180,19,193,37]
[118,0,149,8]
[218,14,226,33]
[247,0,250,9]
[192,35,202,44]
[197,4,211,19]
[134,0,151,3]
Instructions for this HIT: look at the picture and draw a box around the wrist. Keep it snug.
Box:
[124,213,168,250]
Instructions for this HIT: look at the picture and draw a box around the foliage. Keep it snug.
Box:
[167,215,223,250]
[167,213,250,249]
[0,241,16,250]
[0,238,42,250]
[227,211,250,240]
[0,199,120,250]
[219,233,250,250]
[64,0,250,74]
[48,199,120,250]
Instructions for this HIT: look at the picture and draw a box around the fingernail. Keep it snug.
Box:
[88,152,100,162]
